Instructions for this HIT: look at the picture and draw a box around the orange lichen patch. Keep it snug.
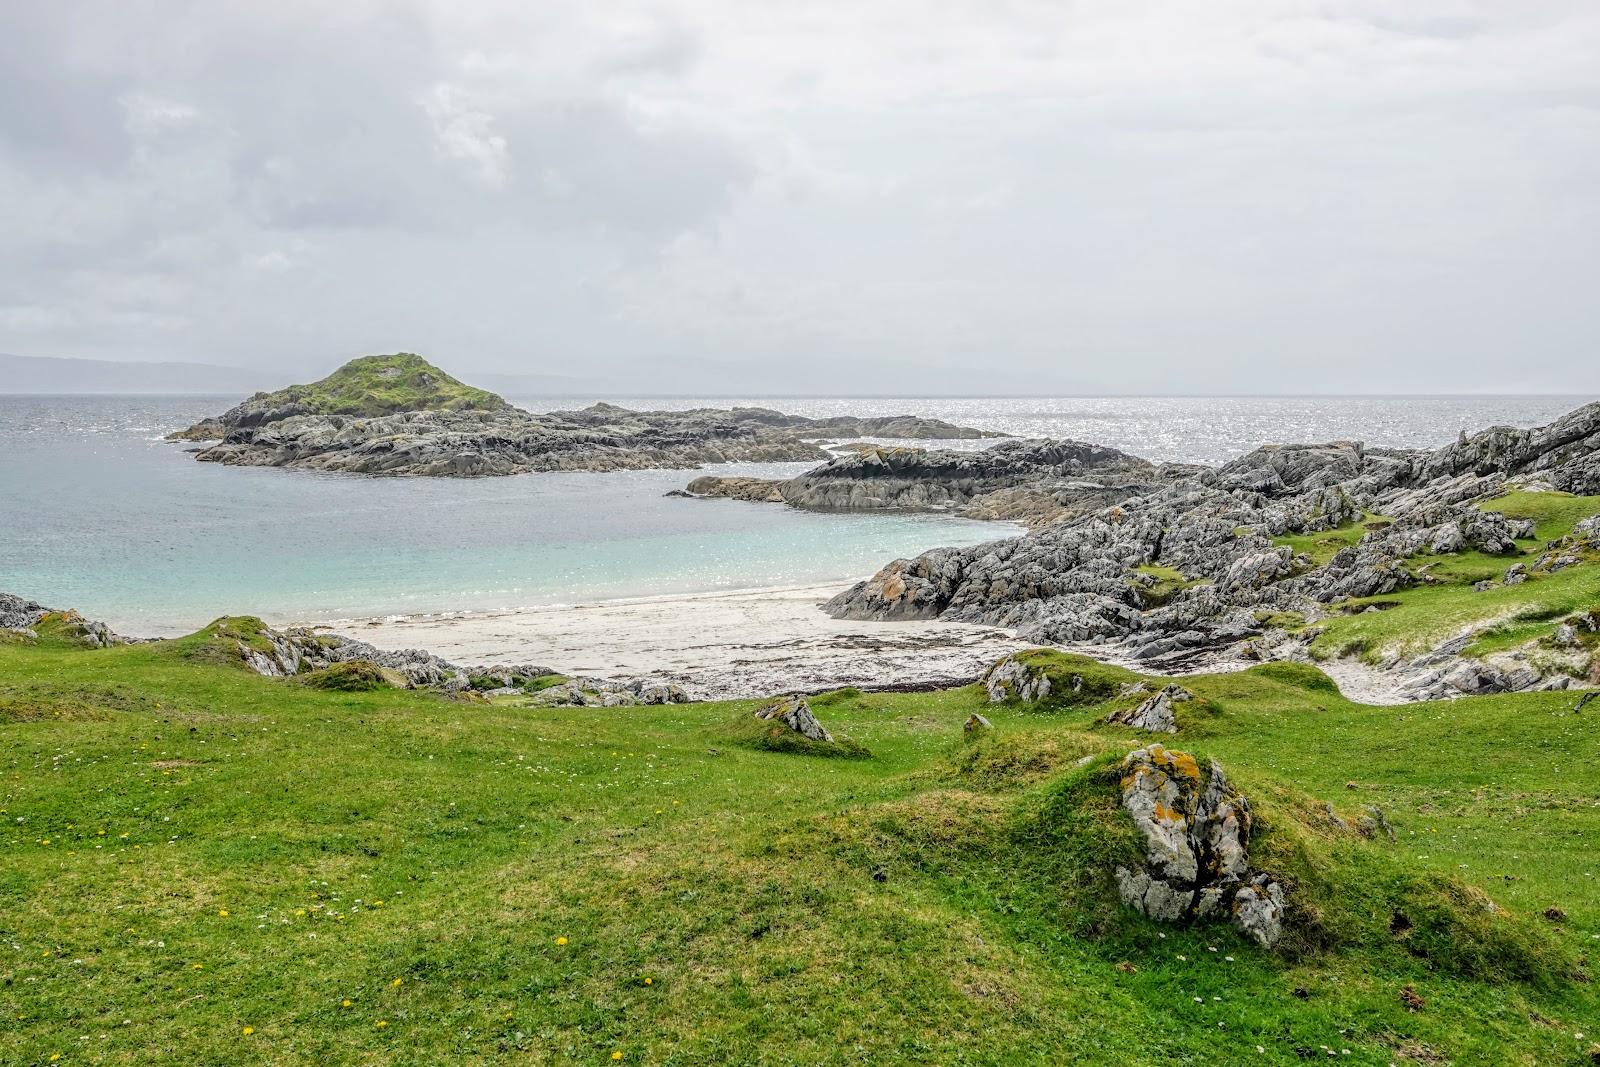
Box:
[881,575,907,601]
[1150,802,1188,826]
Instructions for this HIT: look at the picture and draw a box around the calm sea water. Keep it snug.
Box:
[1,393,1592,635]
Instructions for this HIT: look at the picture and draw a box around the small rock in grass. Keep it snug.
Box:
[753,694,833,742]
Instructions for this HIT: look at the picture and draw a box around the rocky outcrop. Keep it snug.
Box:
[753,694,833,742]
[981,653,1054,703]
[1107,684,1190,733]
[205,617,698,700]
[683,439,1192,529]
[172,359,998,477]
[1113,745,1285,948]
[827,400,1600,695]
[682,476,786,503]
[963,712,993,735]
[0,592,121,648]
[528,679,691,707]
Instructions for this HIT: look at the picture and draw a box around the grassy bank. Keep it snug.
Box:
[3,635,1598,1064]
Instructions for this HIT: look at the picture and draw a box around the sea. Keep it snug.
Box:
[1,393,1592,636]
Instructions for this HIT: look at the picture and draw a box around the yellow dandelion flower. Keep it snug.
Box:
[375,1020,388,1029]
[242,1026,254,1035]
[555,936,568,946]
[192,964,204,970]
[217,909,229,918]
[294,909,306,917]
[391,978,403,987]
[643,977,653,985]
[612,1052,623,1061]
[342,999,353,1008]
[50,1055,60,1063]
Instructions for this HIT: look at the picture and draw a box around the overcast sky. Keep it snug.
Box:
[2,2,1597,394]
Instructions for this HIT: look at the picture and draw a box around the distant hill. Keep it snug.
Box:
[0,353,270,395]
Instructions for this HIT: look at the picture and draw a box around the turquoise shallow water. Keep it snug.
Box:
[2,392,1593,636]
[0,396,1015,635]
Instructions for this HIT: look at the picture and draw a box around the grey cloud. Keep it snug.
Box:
[0,1,1596,392]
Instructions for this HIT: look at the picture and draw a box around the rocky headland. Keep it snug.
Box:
[824,401,1600,700]
[170,353,997,476]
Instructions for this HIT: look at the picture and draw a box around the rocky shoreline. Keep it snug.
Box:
[170,354,998,477]
[821,401,1600,699]
[682,439,1198,528]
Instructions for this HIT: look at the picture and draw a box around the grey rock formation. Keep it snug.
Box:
[1114,745,1285,948]
[0,592,121,648]
[1107,683,1190,733]
[981,653,1054,703]
[175,397,997,478]
[682,476,786,503]
[826,400,1600,695]
[528,679,692,707]
[684,439,1195,529]
[753,694,833,742]
[963,712,993,735]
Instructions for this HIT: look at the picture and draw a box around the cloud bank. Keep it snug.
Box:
[1,1,1597,393]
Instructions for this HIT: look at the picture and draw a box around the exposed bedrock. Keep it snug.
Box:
[826,401,1600,694]
[682,439,1202,529]
[172,356,999,477]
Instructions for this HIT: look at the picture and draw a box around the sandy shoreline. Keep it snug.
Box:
[306,582,1031,700]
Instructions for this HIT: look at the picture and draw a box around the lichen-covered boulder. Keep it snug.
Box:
[1107,683,1190,733]
[1113,745,1285,947]
[754,694,833,742]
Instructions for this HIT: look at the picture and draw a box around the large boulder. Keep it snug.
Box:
[1113,745,1286,948]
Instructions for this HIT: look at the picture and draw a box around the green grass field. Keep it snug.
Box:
[4,631,1598,1065]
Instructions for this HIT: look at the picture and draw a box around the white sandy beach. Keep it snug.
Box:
[310,583,1031,700]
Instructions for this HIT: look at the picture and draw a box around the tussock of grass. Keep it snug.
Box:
[722,711,873,759]
[297,660,394,692]
[941,729,1114,790]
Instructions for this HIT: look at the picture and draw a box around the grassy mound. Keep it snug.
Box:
[165,615,282,669]
[992,648,1144,710]
[724,709,873,759]
[943,728,1115,790]
[297,660,395,692]
[248,353,508,418]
